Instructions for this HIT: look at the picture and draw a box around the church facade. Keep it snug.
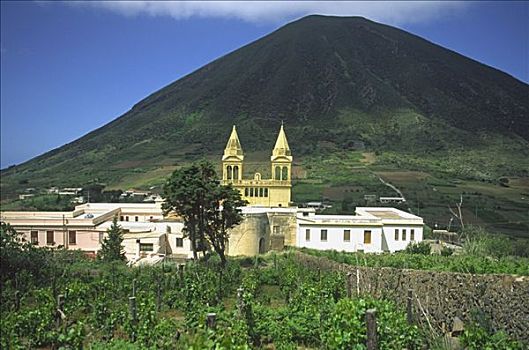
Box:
[221,125,292,207]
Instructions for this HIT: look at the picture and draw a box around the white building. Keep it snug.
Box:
[379,197,406,204]
[296,207,423,253]
[1,202,423,261]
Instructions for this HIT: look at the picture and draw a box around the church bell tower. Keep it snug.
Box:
[222,125,244,182]
[270,124,292,206]
[271,124,292,182]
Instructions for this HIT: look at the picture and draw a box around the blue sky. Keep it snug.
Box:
[1,1,528,169]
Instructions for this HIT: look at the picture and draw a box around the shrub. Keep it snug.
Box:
[441,246,454,256]
[405,241,431,255]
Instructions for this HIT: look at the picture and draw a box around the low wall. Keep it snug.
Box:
[294,253,529,342]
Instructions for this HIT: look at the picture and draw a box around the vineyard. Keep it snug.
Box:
[1,245,526,349]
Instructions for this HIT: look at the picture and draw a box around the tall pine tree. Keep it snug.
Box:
[98,216,126,262]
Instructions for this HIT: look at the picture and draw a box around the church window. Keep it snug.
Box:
[402,229,407,240]
[259,188,264,197]
[227,166,232,180]
[233,166,239,180]
[364,230,372,244]
[394,229,399,240]
[282,166,288,181]
[250,188,254,197]
[245,188,249,197]
[275,166,281,180]
[410,229,415,241]
[321,229,327,241]
[264,188,268,197]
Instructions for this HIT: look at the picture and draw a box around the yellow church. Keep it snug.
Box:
[221,125,292,207]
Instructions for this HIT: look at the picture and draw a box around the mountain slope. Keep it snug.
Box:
[2,15,528,197]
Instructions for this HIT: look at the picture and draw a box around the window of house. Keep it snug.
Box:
[150,216,153,221]
[176,237,184,247]
[250,188,254,197]
[120,216,124,221]
[394,229,399,240]
[264,188,268,197]
[139,243,154,252]
[273,226,280,235]
[259,188,264,197]
[46,231,54,245]
[321,229,327,241]
[99,232,104,243]
[410,229,415,241]
[245,188,249,197]
[68,231,76,245]
[402,229,407,240]
[135,216,139,222]
[31,230,38,245]
[126,216,129,222]
[303,212,309,217]
[344,230,351,242]
[363,230,372,244]
[305,229,310,241]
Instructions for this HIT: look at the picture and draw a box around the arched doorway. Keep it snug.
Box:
[258,237,265,254]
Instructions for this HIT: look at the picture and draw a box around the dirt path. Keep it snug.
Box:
[376,175,413,213]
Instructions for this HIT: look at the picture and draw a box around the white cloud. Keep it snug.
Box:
[76,1,469,26]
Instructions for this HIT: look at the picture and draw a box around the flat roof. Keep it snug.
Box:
[355,207,422,221]
[363,210,402,219]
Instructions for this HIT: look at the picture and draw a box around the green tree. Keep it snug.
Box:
[206,185,247,267]
[99,216,126,262]
[0,221,51,296]
[162,160,247,265]
[1,222,28,283]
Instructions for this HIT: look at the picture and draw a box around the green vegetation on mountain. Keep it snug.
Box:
[1,15,528,238]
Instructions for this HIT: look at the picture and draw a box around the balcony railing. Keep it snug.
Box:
[222,179,291,186]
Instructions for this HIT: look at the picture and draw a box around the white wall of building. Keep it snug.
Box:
[297,224,383,253]
[381,225,424,252]
[165,222,195,259]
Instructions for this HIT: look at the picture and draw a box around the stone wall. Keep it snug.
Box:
[227,213,269,256]
[267,212,297,247]
[294,252,529,342]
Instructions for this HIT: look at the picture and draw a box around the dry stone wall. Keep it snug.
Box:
[294,252,529,342]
